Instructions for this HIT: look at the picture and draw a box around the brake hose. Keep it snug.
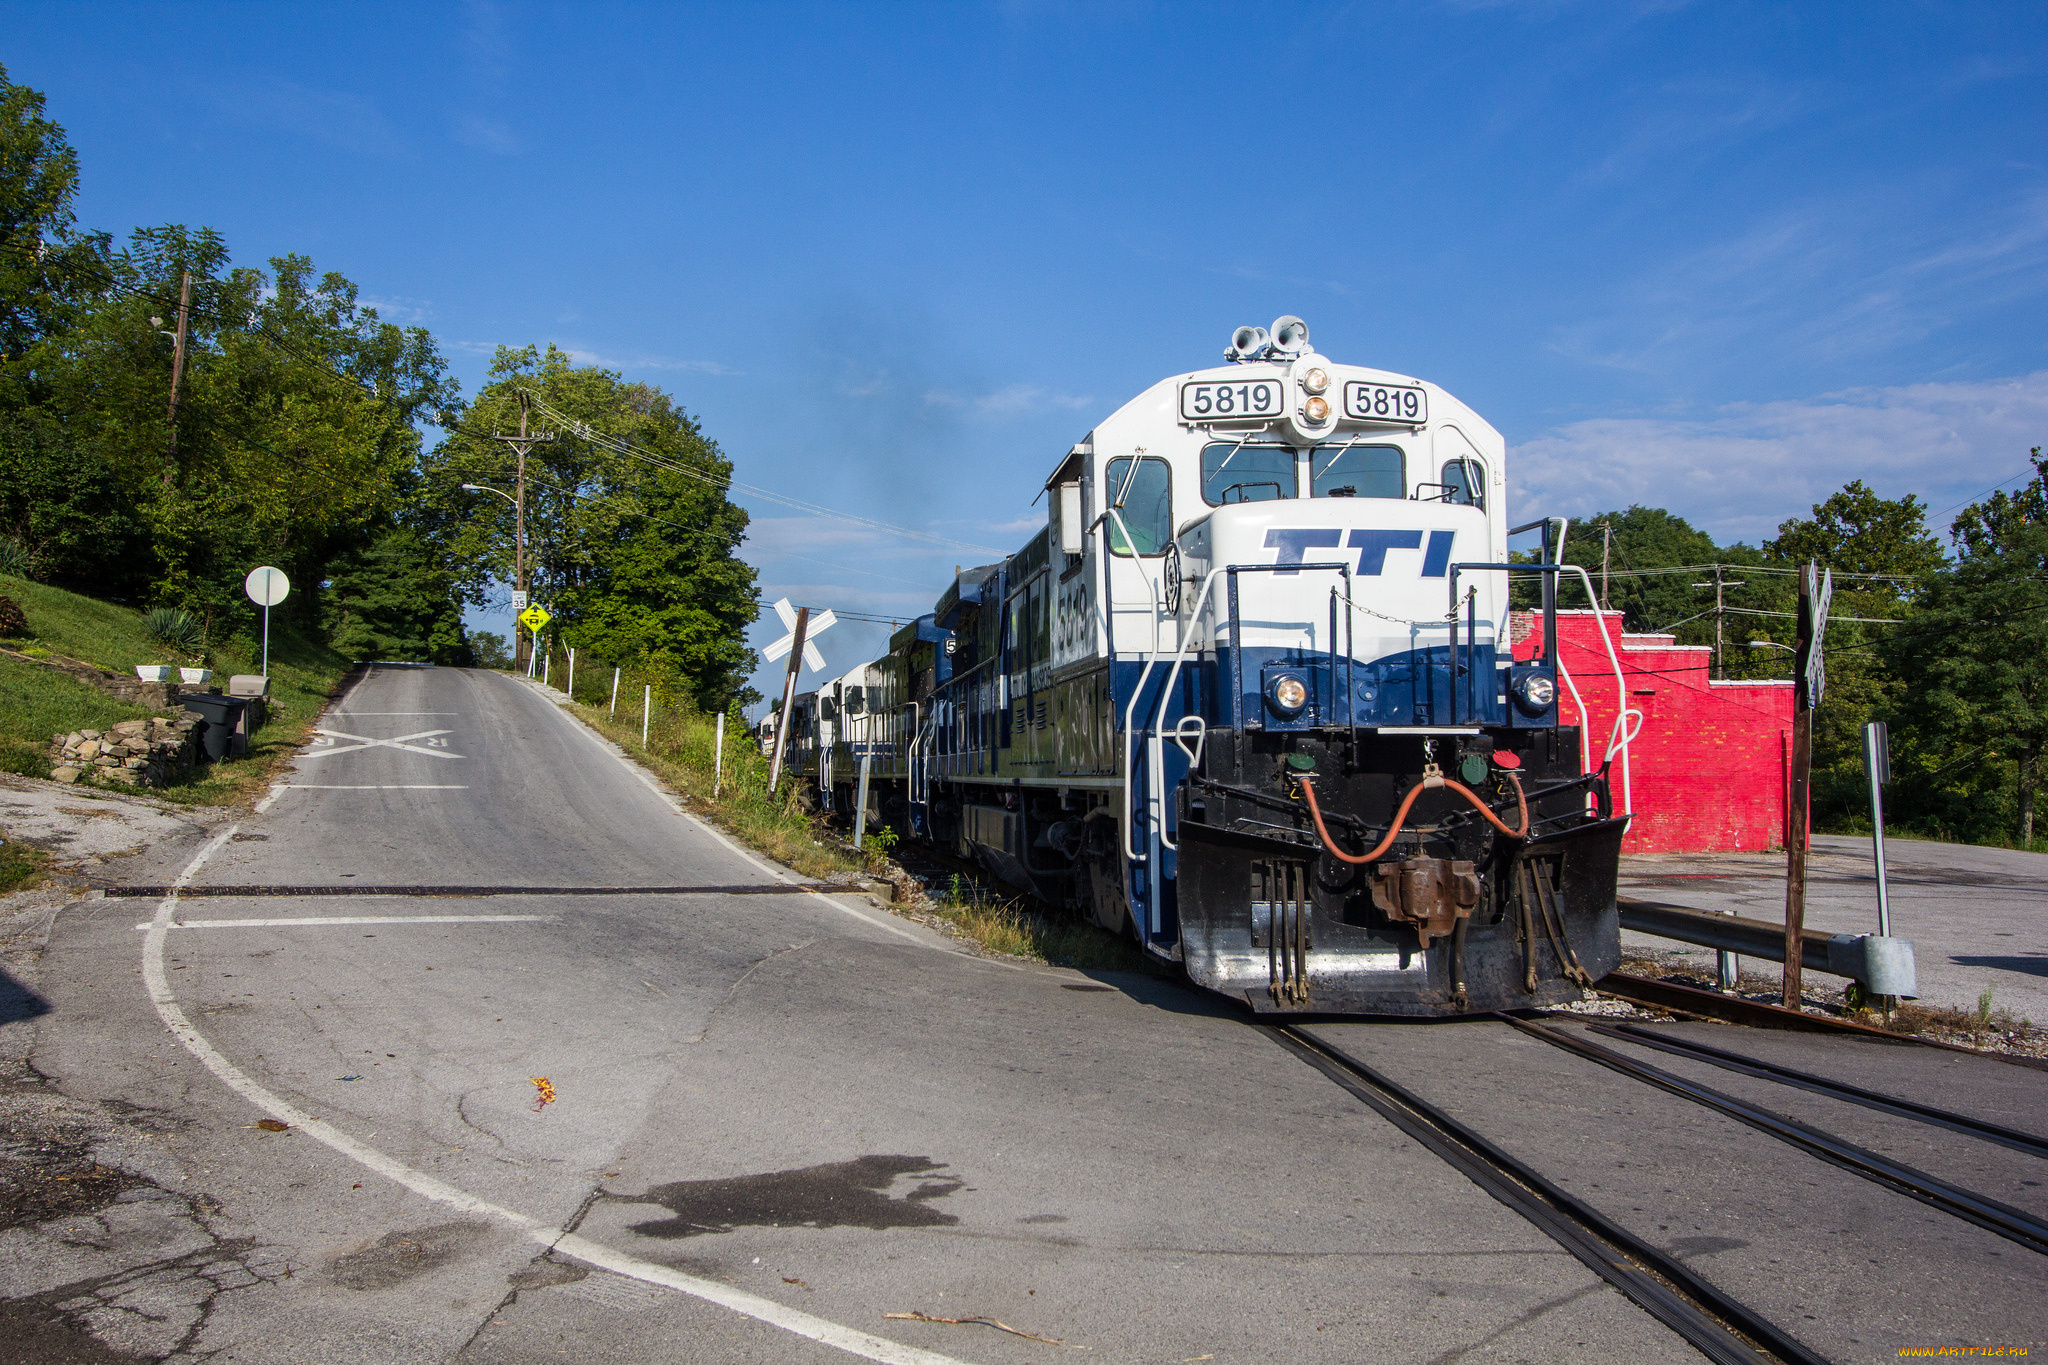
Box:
[1296,768,1528,865]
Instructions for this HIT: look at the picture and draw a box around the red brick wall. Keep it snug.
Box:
[1530,610,1793,854]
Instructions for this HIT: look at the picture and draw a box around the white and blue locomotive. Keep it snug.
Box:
[784,318,1632,1015]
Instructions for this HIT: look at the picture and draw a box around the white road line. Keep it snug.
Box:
[140,825,977,1365]
[303,727,463,760]
[138,915,556,930]
[277,785,471,790]
[329,712,458,716]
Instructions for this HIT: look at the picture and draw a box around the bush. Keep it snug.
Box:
[0,540,30,577]
[0,595,25,638]
[143,607,202,653]
[0,742,49,779]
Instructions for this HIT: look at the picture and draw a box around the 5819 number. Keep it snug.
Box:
[1343,381,1427,424]
[1181,380,1279,421]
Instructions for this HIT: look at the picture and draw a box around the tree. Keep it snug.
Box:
[1885,457,2048,846]
[1764,481,1946,824]
[321,526,471,664]
[423,345,760,710]
[0,65,112,403]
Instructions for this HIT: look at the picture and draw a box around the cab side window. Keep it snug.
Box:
[1104,456,1173,555]
[1441,458,1485,509]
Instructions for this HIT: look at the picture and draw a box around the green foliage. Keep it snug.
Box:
[1766,482,1946,822]
[469,631,512,670]
[142,606,202,652]
[0,538,28,576]
[422,344,760,711]
[321,526,471,664]
[1883,458,2048,845]
[0,63,113,398]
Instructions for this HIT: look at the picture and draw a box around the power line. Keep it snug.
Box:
[516,389,1003,557]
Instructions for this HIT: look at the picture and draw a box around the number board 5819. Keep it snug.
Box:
[1180,378,1283,422]
[1343,381,1428,424]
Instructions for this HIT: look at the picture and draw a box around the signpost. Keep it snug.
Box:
[1783,562,1832,1008]
[243,566,290,681]
[763,597,836,794]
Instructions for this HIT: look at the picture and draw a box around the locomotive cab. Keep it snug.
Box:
[843,317,1630,1016]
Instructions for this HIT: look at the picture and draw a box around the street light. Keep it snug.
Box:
[1747,640,1793,652]
[459,483,528,664]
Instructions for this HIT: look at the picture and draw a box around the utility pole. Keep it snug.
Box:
[162,270,192,487]
[1599,523,1612,613]
[1783,562,1820,1010]
[766,607,811,795]
[489,392,555,673]
[1692,564,1745,679]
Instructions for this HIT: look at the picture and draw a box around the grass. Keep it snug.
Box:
[0,836,51,895]
[0,572,351,805]
[927,873,1152,972]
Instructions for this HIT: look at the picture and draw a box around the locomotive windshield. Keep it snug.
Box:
[1311,443,1404,499]
[1201,442,1296,505]
[1104,456,1172,555]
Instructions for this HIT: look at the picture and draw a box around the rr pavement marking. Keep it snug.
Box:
[138,915,557,930]
[139,824,977,1365]
[302,727,463,760]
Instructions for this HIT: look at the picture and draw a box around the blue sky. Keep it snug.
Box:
[7,1,2045,702]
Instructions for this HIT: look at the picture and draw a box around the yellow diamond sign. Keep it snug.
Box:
[518,605,552,633]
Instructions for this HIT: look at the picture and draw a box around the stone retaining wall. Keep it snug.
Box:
[49,717,201,787]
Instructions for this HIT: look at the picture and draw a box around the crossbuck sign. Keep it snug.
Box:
[761,597,835,674]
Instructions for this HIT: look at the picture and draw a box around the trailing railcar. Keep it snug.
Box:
[781,318,1633,1015]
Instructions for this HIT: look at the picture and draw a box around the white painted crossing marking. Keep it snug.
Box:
[141,827,976,1365]
[302,727,463,760]
[139,915,556,930]
[279,784,470,790]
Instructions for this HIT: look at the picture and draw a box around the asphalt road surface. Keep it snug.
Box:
[7,664,2045,1363]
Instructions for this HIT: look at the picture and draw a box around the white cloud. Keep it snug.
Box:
[361,295,434,325]
[1510,371,2048,542]
[455,114,521,155]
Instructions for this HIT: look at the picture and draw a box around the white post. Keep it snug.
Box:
[853,747,873,851]
[714,712,725,797]
[610,666,621,716]
[261,603,271,683]
[568,648,576,702]
[542,648,549,687]
[642,684,652,747]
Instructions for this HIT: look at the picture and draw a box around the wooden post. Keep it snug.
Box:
[767,607,811,795]
[1783,563,1816,1008]
[162,269,192,487]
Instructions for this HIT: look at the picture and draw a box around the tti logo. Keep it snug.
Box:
[1265,528,1456,577]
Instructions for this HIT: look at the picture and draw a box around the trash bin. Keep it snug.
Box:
[181,693,251,762]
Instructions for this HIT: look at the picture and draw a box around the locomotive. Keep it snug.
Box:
[780,317,1633,1015]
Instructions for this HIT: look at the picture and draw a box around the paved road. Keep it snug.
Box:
[1620,837,2048,1020]
[5,664,2043,1362]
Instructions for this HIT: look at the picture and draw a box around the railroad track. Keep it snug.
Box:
[1265,1024,1831,1365]
[1268,1017,2048,1364]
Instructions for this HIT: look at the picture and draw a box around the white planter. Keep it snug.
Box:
[135,665,174,682]
[179,668,213,684]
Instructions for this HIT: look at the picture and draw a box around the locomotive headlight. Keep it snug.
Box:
[1302,395,1332,423]
[1515,672,1557,712]
[1268,674,1309,716]
[1301,366,1330,396]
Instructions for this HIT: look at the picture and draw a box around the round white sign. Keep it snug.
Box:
[244,565,291,607]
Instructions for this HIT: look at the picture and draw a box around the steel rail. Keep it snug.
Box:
[1263,1025,1830,1365]
[1500,1016,2048,1257]
[1589,1024,2048,1160]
